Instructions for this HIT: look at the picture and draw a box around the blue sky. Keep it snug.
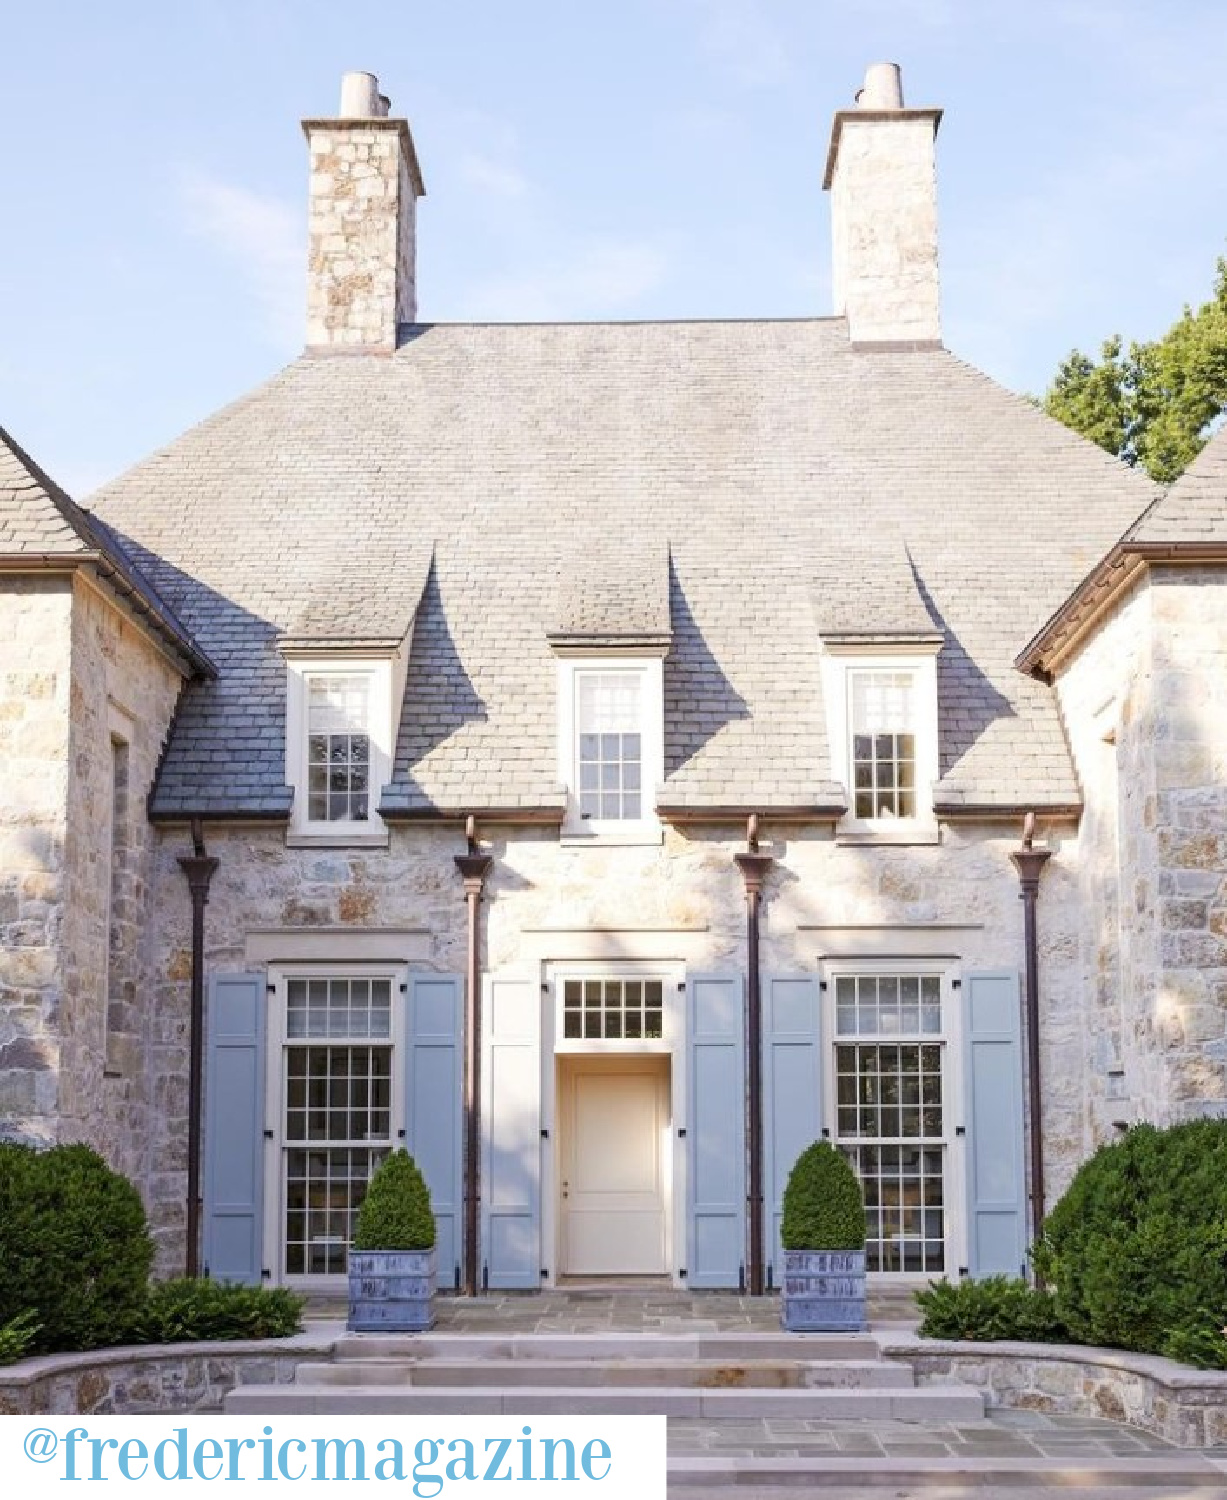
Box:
[4,1,1227,496]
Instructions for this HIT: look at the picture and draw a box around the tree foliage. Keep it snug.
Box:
[1043,258,1227,484]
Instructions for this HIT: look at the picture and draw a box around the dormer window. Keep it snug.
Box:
[284,655,396,846]
[307,674,373,823]
[556,653,664,843]
[820,644,940,842]
[850,669,917,820]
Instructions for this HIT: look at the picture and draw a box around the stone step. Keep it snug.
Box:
[667,1455,1227,1492]
[294,1357,915,1390]
[225,1382,984,1420]
[327,1331,881,1363]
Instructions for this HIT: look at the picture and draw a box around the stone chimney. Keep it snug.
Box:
[302,72,425,351]
[823,63,942,346]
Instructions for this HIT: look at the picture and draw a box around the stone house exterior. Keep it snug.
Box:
[2,63,1224,1298]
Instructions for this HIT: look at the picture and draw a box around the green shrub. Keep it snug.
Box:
[916,1276,1066,1343]
[135,1280,304,1344]
[0,1312,39,1366]
[1033,1120,1227,1367]
[781,1141,865,1251]
[0,1143,153,1354]
[1161,1319,1227,1372]
[351,1149,435,1252]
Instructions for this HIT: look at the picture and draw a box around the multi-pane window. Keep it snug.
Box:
[563,978,664,1040]
[577,672,643,821]
[850,671,916,820]
[282,977,393,1276]
[833,974,947,1275]
[307,675,371,823]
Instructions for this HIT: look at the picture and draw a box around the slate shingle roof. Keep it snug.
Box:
[1127,424,1227,544]
[0,424,210,674]
[86,319,1160,821]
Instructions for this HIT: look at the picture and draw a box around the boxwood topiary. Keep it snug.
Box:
[0,1142,154,1353]
[351,1149,436,1252]
[781,1140,866,1251]
[1032,1119,1227,1366]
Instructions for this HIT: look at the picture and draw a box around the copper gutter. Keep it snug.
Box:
[735,815,774,1297]
[1010,813,1051,1253]
[454,816,493,1297]
[179,817,218,1278]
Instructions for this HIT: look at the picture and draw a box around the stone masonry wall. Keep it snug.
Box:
[1058,566,1227,1139]
[305,120,417,349]
[1148,568,1227,1117]
[58,576,183,1188]
[145,815,1079,1273]
[0,577,72,1144]
[1054,577,1154,1153]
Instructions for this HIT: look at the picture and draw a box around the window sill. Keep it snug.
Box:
[560,822,665,848]
[836,821,942,848]
[286,828,390,849]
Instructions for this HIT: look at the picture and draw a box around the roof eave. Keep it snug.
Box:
[0,551,216,678]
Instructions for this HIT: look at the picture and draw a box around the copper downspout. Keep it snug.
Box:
[1010,812,1051,1250]
[178,816,218,1279]
[735,815,774,1298]
[454,816,493,1297]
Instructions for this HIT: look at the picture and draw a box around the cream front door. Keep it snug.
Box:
[561,1060,668,1275]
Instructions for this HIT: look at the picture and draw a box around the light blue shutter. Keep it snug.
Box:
[763,974,822,1283]
[203,972,266,1285]
[407,974,463,1290]
[687,972,745,1289]
[964,970,1028,1278]
[481,974,542,1289]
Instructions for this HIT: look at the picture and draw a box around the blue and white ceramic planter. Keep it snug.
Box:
[780,1249,867,1332]
[347,1247,436,1333]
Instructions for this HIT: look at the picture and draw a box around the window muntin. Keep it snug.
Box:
[280,976,394,1277]
[306,675,371,823]
[577,672,642,822]
[562,978,664,1040]
[832,972,948,1275]
[850,671,916,820]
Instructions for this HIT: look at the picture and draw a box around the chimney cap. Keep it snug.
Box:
[855,62,905,110]
[338,70,384,118]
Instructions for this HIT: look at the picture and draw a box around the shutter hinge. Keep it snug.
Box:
[738,1263,746,1293]
[540,1128,549,1140]
[821,1127,830,1139]
[952,979,962,989]
[955,1126,966,1137]
[959,1266,969,1278]
[541,1268,548,1280]
[541,982,550,993]
[400,982,408,993]
[679,1268,687,1279]
[482,1263,489,1292]
[819,980,828,991]
[266,982,276,993]
[454,1265,461,1292]
[398,1129,406,1139]
[263,1129,274,1139]
[766,1262,774,1292]
[678,981,685,991]
[261,1268,271,1280]
[677,1127,687,1138]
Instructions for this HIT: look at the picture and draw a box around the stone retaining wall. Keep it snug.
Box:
[881,1331,1227,1448]
[0,1329,334,1417]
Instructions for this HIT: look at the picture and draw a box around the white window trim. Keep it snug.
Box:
[284,654,398,847]
[262,961,408,1291]
[819,643,941,845]
[820,956,966,1284]
[555,652,664,845]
